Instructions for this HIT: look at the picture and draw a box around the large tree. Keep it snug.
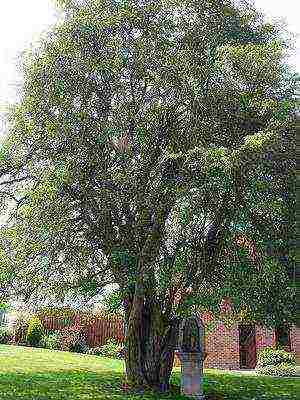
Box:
[0,0,297,392]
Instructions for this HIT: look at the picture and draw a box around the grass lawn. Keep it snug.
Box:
[0,344,299,400]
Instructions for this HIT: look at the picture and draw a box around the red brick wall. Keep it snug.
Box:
[256,325,275,351]
[290,325,300,365]
[203,321,240,370]
[173,317,299,370]
[173,312,240,370]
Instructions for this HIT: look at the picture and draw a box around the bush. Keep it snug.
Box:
[40,332,60,350]
[88,338,124,359]
[36,307,76,320]
[36,308,94,327]
[116,346,126,359]
[57,323,88,353]
[87,346,103,356]
[26,317,44,347]
[256,347,296,368]
[257,363,298,377]
[12,315,30,345]
[0,326,13,344]
[255,347,297,377]
[0,302,9,312]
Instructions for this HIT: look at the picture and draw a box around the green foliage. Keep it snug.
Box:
[209,251,297,327]
[257,363,298,377]
[40,332,61,350]
[255,346,297,377]
[13,315,30,345]
[0,326,13,344]
[26,317,44,347]
[87,338,123,359]
[36,306,81,320]
[256,347,296,368]
[57,324,88,353]
[0,1,296,387]
[0,302,9,312]
[77,277,99,297]
[100,288,124,316]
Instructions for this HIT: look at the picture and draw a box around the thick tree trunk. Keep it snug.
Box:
[124,285,177,392]
[125,317,175,392]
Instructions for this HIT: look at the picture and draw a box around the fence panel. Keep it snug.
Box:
[41,316,73,331]
[40,315,125,348]
[85,317,125,347]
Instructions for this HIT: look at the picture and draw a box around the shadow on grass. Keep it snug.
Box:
[0,369,191,400]
[198,370,300,400]
[0,368,298,400]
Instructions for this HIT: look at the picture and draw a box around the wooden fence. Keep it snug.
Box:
[41,315,125,347]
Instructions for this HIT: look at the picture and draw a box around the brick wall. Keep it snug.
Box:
[174,312,240,370]
[255,325,274,351]
[203,321,240,370]
[173,316,299,370]
[290,325,300,365]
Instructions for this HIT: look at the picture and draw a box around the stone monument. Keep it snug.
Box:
[174,315,205,400]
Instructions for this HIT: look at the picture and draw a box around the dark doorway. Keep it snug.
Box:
[239,325,257,369]
[275,326,291,352]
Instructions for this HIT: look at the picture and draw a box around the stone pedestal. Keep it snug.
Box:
[177,352,205,400]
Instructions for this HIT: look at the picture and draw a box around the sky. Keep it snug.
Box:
[0,0,299,133]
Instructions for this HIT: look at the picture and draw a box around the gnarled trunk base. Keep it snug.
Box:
[124,303,177,392]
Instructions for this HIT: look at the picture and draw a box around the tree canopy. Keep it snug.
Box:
[0,0,297,391]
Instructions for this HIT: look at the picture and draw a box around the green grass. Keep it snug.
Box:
[0,344,299,400]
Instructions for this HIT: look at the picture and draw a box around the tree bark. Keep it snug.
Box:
[124,283,177,392]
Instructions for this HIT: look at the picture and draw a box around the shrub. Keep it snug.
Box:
[116,346,126,359]
[87,346,102,356]
[26,317,44,347]
[57,323,88,353]
[40,332,60,350]
[88,338,124,359]
[0,326,13,344]
[255,347,297,377]
[12,315,30,345]
[0,302,9,312]
[36,307,76,320]
[36,308,94,327]
[257,363,298,377]
[256,347,296,368]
